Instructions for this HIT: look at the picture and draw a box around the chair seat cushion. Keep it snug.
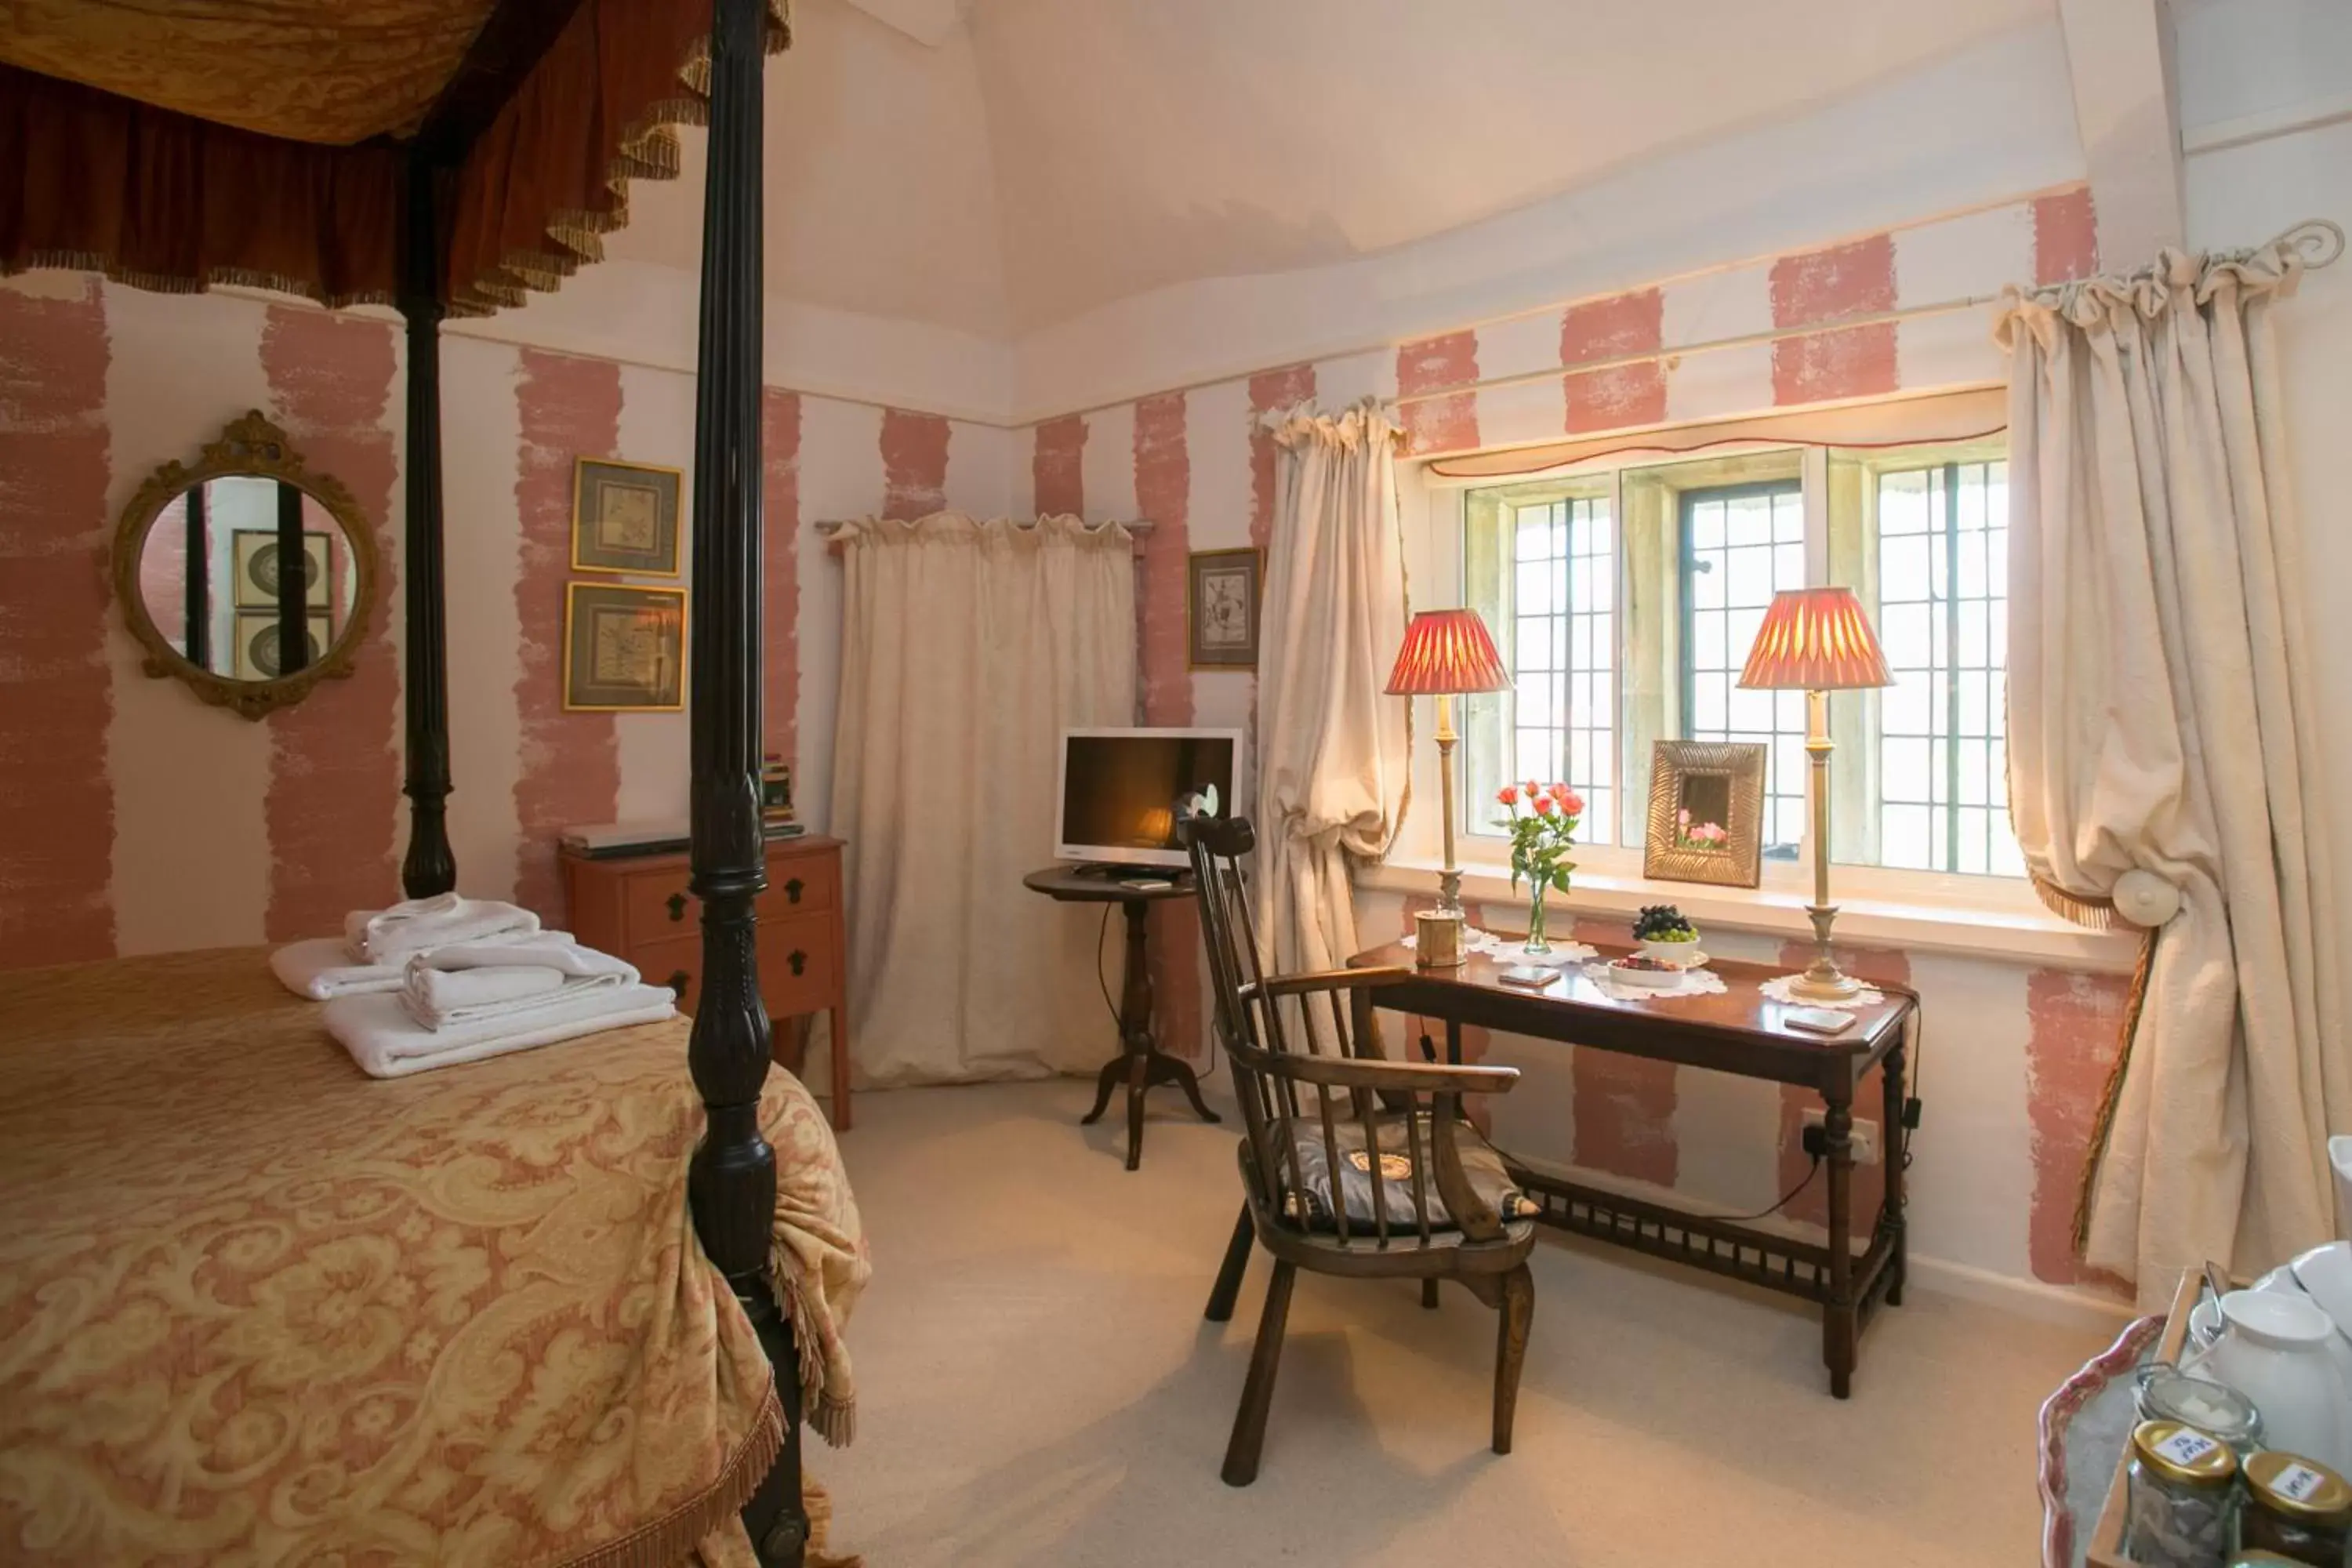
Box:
[1272,1113,1537,1234]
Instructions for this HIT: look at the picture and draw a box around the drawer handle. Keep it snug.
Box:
[788,949,807,978]
[666,969,691,1001]
[785,877,804,904]
[666,892,688,922]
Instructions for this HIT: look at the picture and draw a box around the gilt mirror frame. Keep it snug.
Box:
[110,410,379,720]
[1642,739,1768,889]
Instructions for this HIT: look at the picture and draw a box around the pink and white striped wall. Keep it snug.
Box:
[0,274,1014,974]
[996,184,2125,1305]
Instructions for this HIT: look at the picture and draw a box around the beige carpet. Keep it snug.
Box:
[817,1076,2106,1566]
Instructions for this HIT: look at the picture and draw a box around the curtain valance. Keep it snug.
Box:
[0,1,790,314]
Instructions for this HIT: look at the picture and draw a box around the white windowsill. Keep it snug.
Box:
[1356,852,2139,972]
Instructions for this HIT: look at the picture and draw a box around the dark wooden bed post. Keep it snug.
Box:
[397,148,459,898]
[686,0,804,1562]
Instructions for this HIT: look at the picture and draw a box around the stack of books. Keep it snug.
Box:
[761,753,804,840]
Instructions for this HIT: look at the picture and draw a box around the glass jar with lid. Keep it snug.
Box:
[2137,1365,2264,1454]
[2240,1449,2352,1565]
[2125,1419,2240,1568]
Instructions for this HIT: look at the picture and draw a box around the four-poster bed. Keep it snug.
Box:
[0,1,829,1562]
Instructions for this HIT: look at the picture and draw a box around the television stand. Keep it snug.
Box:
[1021,863,1219,1171]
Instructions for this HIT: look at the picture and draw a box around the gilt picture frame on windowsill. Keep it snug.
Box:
[1642,739,1767,889]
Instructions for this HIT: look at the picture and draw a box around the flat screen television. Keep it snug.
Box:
[1054,726,1243,870]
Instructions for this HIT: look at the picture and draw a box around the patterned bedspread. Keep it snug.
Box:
[0,947,868,1566]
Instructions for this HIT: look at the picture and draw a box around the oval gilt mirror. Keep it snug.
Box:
[111,411,378,720]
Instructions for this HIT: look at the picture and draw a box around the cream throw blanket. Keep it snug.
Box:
[1997,238,2347,1302]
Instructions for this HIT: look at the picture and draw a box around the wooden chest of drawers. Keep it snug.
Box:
[561,835,851,1130]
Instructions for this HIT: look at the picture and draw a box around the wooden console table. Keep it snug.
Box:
[1022,865,1220,1171]
[564,835,852,1131]
[1348,939,1915,1399]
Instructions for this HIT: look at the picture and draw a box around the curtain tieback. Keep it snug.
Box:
[2028,868,2179,931]
[2112,869,2182,928]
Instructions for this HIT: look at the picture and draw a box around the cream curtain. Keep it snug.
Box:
[829,514,1138,1086]
[1252,401,1413,980]
[1997,242,2347,1302]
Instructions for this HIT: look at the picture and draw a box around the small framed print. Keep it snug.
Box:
[572,458,683,576]
[564,582,686,711]
[1187,547,1263,669]
[232,529,330,609]
[231,611,332,679]
[1642,739,1768,889]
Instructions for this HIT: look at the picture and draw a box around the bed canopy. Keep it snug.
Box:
[2,2,812,1560]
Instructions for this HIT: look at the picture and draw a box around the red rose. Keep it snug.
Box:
[1560,789,1586,816]
[1533,795,1556,816]
[1497,785,1519,806]
[1548,782,1573,802]
[1524,779,1541,798]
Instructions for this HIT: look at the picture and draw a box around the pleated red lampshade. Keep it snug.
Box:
[1385,608,1512,695]
[1737,587,1893,691]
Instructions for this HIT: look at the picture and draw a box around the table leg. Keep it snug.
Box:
[1822,1094,1857,1399]
[1881,1036,1907,1308]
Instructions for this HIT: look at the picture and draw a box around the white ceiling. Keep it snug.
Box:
[612,0,2056,339]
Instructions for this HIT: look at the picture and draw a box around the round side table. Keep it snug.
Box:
[1022,864,1221,1170]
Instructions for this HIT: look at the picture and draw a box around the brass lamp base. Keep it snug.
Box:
[1787,902,1864,1000]
[1786,962,1867,1002]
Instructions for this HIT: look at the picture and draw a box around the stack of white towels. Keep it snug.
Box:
[270,893,677,1078]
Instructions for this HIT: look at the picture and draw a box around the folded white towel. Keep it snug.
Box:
[402,964,566,1026]
[326,984,677,1079]
[397,939,638,1030]
[344,895,540,964]
[416,938,637,980]
[274,929,578,1003]
[271,938,403,1000]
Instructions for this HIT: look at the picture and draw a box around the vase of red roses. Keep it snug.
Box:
[1494,781,1584,955]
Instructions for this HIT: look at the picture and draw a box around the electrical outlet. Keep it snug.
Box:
[1799,1106,1879,1166]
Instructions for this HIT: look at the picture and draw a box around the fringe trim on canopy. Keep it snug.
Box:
[2071,927,2160,1258]
[559,1381,785,1568]
[448,3,791,317]
[6,249,394,312]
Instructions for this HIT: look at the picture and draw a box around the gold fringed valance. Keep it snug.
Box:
[0,0,792,318]
[0,64,404,308]
[445,0,792,315]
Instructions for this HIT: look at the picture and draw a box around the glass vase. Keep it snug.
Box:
[1524,880,1552,955]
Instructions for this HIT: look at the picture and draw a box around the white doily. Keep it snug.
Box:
[1399,927,1595,964]
[1758,973,1885,1010]
[1579,962,1730,1003]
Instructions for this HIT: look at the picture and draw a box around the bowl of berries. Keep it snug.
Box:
[1632,905,1704,967]
[1605,953,1687,989]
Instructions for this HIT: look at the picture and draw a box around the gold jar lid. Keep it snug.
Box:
[2245,1450,2352,1522]
[2132,1420,2238,1488]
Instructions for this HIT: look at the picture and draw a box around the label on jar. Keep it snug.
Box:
[2154,1428,2221,1468]
[2270,1460,2330,1503]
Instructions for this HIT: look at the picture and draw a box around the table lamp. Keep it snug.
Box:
[1386,608,1512,967]
[1737,586,1893,1001]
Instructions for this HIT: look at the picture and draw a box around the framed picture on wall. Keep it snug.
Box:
[563,582,686,711]
[1642,739,1768,889]
[231,529,330,609]
[231,611,332,679]
[1187,547,1263,669]
[572,458,683,575]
